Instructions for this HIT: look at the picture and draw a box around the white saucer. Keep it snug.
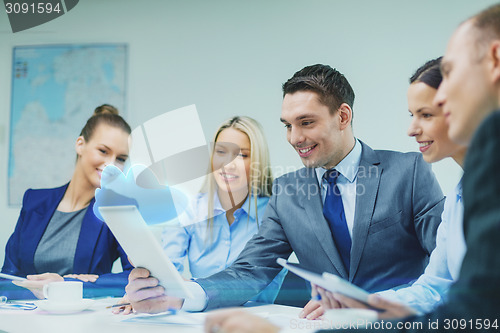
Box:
[37,299,94,314]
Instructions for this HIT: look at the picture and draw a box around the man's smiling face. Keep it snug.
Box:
[281,91,348,169]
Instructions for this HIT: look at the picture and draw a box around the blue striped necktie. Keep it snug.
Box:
[323,169,351,271]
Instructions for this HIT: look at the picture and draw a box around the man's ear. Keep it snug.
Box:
[338,103,353,130]
[75,136,85,157]
[490,40,500,83]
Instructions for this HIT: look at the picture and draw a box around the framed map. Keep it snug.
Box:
[8,44,128,206]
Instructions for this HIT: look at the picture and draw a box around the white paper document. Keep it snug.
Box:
[122,311,206,326]
[277,258,370,303]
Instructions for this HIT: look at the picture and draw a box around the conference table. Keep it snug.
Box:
[0,298,320,333]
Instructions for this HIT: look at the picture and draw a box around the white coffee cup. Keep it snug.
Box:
[43,281,83,303]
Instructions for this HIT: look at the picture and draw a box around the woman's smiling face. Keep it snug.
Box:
[76,123,129,189]
[212,128,251,195]
[407,82,463,164]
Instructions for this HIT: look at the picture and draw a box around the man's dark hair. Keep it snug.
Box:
[409,57,443,89]
[282,64,355,116]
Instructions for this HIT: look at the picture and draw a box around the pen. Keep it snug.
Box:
[106,302,131,309]
[106,303,179,315]
[0,273,27,281]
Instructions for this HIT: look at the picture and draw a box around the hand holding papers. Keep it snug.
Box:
[277,258,369,303]
[277,258,418,320]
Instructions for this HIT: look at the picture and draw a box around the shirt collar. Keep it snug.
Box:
[456,177,463,201]
[213,193,225,214]
[315,138,362,184]
[213,191,259,218]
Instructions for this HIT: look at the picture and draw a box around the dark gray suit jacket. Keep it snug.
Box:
[197,141,444,310]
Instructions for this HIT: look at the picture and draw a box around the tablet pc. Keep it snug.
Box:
[99,205,193,299]
[276,258,369,303]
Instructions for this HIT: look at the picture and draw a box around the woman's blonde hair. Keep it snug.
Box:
[201,116,273,239]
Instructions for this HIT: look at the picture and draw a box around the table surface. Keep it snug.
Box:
[0,298,308,333]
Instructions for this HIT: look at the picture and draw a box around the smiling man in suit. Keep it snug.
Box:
[202,4,500,333]
[124,64,444,314]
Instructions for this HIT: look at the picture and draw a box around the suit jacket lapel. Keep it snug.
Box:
[350,141,382,281]
[300,168,349,278]
[74,198,103,273]
[27,185,68,273]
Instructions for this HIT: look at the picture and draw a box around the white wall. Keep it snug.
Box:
[1,0,497,266]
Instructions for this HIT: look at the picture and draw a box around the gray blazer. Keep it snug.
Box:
[197,141,444,310]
